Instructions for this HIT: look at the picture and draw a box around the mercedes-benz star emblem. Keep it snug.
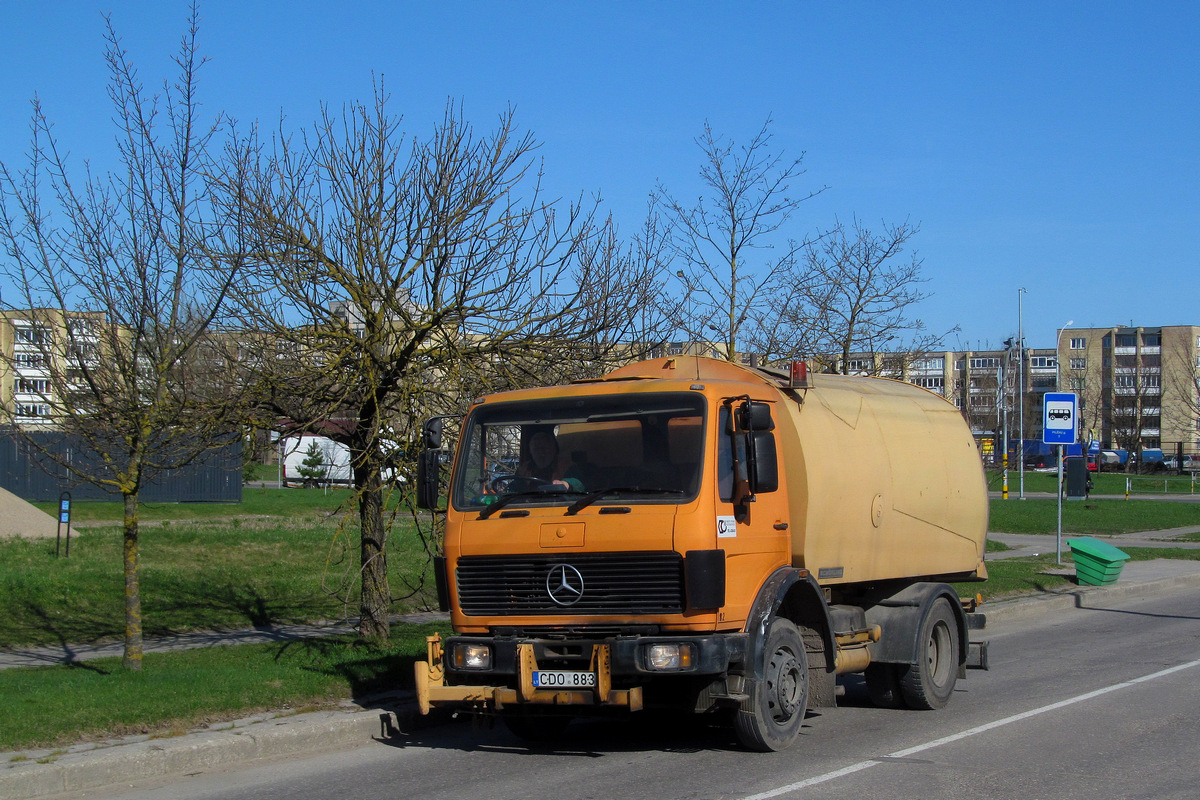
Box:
[546,563,585,606]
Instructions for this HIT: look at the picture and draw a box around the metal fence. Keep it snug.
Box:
[0,431,242,503]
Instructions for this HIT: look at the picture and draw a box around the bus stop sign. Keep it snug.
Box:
[1043,392,1078,445]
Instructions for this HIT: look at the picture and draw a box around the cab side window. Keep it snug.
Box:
[717,406,747,503]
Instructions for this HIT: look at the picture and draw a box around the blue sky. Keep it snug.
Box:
[2,2,1197,350]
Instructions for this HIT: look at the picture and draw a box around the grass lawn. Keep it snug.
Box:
[988,498,1200,535]
[0,620,450,752]
[954,555,1072,601]
[986,469,1200,496]
[32,485,362,522]
[3,489,436,648]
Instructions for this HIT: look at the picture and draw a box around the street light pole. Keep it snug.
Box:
[999,359,1009,499]
[1018,288,1027,500]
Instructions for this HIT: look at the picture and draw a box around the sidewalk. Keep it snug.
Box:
[986,524,1200,560]
[6,557,1200,799]
[0,612,448,670]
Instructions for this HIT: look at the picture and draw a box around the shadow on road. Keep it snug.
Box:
[373,706,829,756]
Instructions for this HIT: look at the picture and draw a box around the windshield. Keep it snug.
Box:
[452,392,706,512]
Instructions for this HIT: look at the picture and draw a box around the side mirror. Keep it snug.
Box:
[422,418,443,449]
[748,431,779,494]
[738,401,775,431]
[416,449,441,509]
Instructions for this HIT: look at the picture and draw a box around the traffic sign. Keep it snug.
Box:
[1043,392,1078,445]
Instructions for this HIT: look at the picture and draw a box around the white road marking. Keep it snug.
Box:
[739,656,1200,800]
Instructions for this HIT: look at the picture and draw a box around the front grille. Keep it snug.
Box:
[456,552,684,616]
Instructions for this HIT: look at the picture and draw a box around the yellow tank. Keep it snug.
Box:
[604,356,989,585]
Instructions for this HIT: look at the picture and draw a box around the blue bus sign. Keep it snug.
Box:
[1043,392,1078,445]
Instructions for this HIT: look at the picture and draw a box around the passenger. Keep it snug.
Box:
[520,430,584,491]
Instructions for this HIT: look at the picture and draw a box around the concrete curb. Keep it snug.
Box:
[980,561,1200,625]
[1,702,434,799]
[6,563,1200,798]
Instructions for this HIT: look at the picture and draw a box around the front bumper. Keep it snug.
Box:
[414,632,745,714]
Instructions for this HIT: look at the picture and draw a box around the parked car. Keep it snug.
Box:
[1164,454,1200,471]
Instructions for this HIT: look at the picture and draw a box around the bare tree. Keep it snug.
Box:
[771,217,950,372]
[223,92,665,641]
[1061,356,1104,453]
[0,10,247,669]
[654,119,824,362]
[1106,387,1157,472]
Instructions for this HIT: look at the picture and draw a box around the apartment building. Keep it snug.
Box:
[1057,325,1200,455]
[0,309,104,427]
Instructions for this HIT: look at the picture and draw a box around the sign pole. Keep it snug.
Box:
[1042,391,1078,567]
[1056,445,1064,565]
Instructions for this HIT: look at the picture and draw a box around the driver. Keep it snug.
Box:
[519,430,584,491]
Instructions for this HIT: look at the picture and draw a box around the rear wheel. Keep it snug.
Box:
[897,597,960,710]
[733,618,808,752]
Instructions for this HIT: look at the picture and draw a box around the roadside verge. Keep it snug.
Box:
[6,559,1200,799]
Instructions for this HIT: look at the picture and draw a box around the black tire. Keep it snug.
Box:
[733,618,808,752]
[864,662,905,709]
[502,711,571,742]
[897,597,960,710]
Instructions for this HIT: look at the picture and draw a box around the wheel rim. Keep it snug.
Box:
[766,646,803,722]
[927,619,953,687]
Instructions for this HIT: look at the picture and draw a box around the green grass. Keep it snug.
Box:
[243,461,277,483]
[986,469,1199,496]
[988,498,1200,535]
[1,491,436,648]
[1124,547,1200,561]
[0,621,450,752]
[954,545,1200,605]
[955,555,1074,601]
[33,485,363,523]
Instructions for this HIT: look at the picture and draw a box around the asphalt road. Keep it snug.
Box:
[61,584,1200,800]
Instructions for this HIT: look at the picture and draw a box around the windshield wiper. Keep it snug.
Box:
[477,487,586,520]
[565,487,685,516]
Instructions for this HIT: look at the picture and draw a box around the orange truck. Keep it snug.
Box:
[414,356,989,750]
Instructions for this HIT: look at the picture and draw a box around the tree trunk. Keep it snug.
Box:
[358,469,390,642]
[122,491,143,671]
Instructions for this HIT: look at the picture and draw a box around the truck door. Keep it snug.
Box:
[716,401,790,625]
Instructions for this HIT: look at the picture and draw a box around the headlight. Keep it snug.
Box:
[646,642,695,670]
[451,643,492,670]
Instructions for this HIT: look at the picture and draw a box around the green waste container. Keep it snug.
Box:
[1067,537,1130,586]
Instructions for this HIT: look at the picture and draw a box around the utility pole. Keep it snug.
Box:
[1018,287,1027,500]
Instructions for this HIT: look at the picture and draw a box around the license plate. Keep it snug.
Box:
[532,670,596,688]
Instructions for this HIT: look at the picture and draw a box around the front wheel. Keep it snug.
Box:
[734,618,808,752]
[897,597,960,710]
